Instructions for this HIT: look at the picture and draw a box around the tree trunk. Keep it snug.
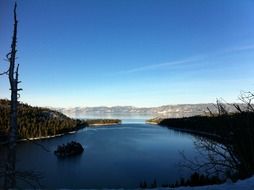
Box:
[4,3,21,189]
[4,79,18,189]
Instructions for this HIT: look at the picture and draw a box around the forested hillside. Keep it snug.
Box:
[158,110,254,180]
[0,99,87,141]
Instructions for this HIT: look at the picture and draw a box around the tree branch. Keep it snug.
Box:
[0,70,9,75]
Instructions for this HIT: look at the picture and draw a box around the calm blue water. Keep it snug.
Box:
[11,123,201,188]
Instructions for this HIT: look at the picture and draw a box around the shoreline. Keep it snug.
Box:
[20,122,121,141]
[88,123,121,126]
[20,123,121,141]
[0,122,122,145]
[162,125,221,140]
[0,127,84,145]
[145,121,159,125]
[85,119,121,126]
[146,119,221,140]
[18,130,78,142]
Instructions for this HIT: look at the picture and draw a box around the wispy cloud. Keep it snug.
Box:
[118,56,205,74]
[117,43,254,75]
[223,44,254,54]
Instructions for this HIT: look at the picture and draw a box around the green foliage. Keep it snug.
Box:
[0,99,88,141]
[85,119,121,125]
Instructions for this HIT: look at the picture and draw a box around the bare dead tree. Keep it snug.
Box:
[3,3,22,189]
[206,107,214,117]
[214,99,228,116]
[180,136,240,179]
[205,99,229,117]
[238,91,254,112]
[0,3,48,189]
[180,92,254,181]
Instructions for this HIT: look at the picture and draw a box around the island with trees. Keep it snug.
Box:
[54,141,84,158]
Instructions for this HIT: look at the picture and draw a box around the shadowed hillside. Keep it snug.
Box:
[0,99,88,142]
[158,111,254,180]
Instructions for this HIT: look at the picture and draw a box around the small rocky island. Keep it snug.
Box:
[54,141,84,157]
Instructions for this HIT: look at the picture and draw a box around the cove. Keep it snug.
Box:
[2,121,205,188]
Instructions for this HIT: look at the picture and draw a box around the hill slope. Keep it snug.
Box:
[56,104,245,118]
[0,99,87,142]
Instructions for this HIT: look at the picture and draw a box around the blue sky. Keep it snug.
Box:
[0,0,254,107]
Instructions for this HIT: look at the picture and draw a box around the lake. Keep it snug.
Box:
[74,113,156,124]
[2,117,203,188]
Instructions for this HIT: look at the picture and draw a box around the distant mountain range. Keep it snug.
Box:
[54,103,245,118]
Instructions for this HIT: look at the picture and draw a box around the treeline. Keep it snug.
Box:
[159,112,254,138]
[159,109,254,179]
[85,119,121,125]
[167,172,223,188]
[0,99,88,141]
[140,173,223,189]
